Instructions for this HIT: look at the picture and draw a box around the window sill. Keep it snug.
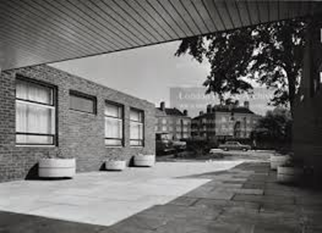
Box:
[105,145,124,148]
[15,145,56,148]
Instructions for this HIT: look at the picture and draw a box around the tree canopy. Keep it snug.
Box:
[175,18,308,116]
[251,107,293,149]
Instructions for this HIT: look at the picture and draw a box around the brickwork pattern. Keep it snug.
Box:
[0,65,155,182]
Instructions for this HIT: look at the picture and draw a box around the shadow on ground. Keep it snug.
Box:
[1,162,322,232]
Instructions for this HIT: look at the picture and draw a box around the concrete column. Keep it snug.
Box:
[293,14,322,172]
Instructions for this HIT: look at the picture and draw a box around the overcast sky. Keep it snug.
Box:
[50,40,273,115]
[51,41,210,106]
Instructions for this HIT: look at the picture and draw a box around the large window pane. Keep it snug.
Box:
[16,135,54,144]
[130,109,143,122]
[16,102,55,134]
[105,118,122,138]
[130,109,144,146]
[15,79,56,145]
[105,102,123,146]
[16,80,53,105]
[69,91,96,114]
[105,103,122,117]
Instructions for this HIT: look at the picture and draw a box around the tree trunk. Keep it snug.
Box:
[287,70,296,119]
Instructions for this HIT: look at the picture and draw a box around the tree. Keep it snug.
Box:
[175,18,308,117]
[251,107,293,148]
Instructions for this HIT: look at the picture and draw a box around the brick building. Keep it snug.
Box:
[0,65,155,182]
[191,102,260,142]
[155,102,191,140]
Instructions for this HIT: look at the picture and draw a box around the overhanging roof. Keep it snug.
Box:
[1,0,321,71]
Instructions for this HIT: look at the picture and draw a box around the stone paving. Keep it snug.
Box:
[1,161,322,232]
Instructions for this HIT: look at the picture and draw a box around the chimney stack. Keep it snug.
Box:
[183,110,188,116]
[160,101,165,111]
[206,104,212,113]
[199,111,204,116]
[244,101,250,109]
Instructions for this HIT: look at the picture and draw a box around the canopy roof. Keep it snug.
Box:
[1,0,321,70]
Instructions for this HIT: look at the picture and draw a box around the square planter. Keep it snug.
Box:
[105,160,126,171]
[270,155,290,170]
[38,158,76,178]
[134,154,155,167]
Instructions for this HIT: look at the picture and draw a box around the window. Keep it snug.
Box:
[69,91,96,114]
[130,108,144,146]
[104,102,123,146]
[162,118,167,124]
[16,79,56,145]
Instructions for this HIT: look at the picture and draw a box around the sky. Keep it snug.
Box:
[50,40,273,116]
[51,41,209,105]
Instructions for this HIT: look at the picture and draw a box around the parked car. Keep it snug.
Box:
[172,140,186,151]
[218,141,251,151]
[156,133,175,155]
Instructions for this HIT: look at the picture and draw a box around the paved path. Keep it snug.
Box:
[1,161,322,232]
[0,161,241,226]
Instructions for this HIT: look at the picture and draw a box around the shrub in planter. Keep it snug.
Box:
[270,152,291,170]
[134,154,155,167]
[105,159,126,171]
[38,149,76,178]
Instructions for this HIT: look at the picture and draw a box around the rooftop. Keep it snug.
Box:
[193,105,255,120]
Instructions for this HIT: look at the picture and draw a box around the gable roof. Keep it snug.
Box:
[214,105,254,114]
[193,105,254,120]
[156,107,185,117]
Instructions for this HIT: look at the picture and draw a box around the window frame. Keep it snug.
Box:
[15,77,57,146]
[129,108,145,147]
[104,101,124,147]
[69,90,97,115]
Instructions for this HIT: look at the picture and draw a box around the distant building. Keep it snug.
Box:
[170,87,273,117]
[191,101,261,141]
[155,102,191,140]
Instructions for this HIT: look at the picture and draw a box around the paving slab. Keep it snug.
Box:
[1,160,322,232]
[0,161,241,227]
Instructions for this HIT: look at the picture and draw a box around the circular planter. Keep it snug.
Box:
[134,154,155,167]
[277,166,302,183]
[38,158,76,178]
[270,155,290,170]
[105,160,126,171]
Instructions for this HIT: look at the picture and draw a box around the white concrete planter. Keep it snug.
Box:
[38,158,76,178]
[105,160,126,171]
[277,166,302,183]
[270,155,290,170]
[134,154,155,167]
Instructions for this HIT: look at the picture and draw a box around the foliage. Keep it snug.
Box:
[175,18,308,116]
[251,107,292,146]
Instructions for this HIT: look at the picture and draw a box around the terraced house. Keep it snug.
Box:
[155,102,191,140]
[191,102,260,142]
[0,65,155,182]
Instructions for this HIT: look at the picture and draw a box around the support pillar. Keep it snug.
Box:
[293,14,322,173]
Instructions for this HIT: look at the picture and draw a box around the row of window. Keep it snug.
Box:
[15,78,144,147]
[157,125,190,132]
[158,118,190,125]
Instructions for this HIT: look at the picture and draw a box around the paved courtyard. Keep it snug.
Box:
[1,160,322,232]
[0,161,241,227]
